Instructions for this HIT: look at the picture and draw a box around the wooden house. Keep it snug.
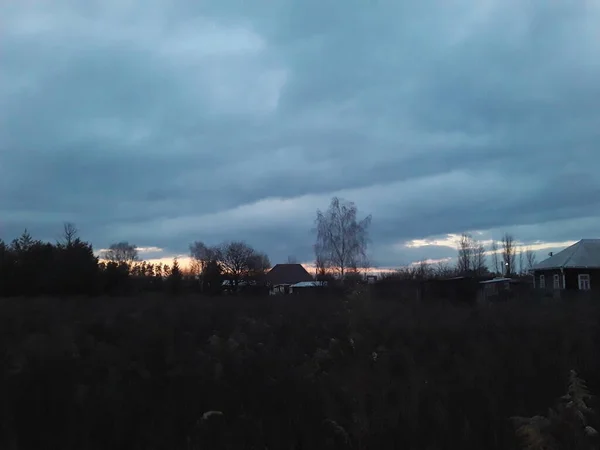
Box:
[532,239,600,293]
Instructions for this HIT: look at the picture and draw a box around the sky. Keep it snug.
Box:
[1,0,600,270]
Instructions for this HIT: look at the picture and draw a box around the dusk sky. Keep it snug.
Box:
[1,0,599,269]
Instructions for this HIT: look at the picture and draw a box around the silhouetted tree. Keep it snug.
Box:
[202,259,223,295]
[0,239,16,296]
[102,242,138,265]
[54,225,98,296]
[167,258,183,295]
[58,222,78,247]
[473,242,487,276]
[217,241,256,287]
[490,241,501,275]
[517,249,525,276]
[525,247,537,273]
[314,197,372,279]
[247,251,271,283]
[8,230,54,295]
[11,229,34,254]
[190,241,222,292]
[434,260,456,278]
[457,233,474,274]
[457,233,487,276]
[502,233,517,277]
[314,242,333,281]
[99,261,131,295]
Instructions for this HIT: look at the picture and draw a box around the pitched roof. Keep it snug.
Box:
[266,264,314,285]
[534,239,600,270]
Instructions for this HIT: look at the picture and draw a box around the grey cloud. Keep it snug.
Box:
[1,0,600,268]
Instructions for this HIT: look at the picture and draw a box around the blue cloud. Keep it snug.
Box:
[1,0,599,268]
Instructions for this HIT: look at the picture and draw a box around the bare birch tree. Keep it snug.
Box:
[501,233,517,277]
[457,233,487,276]
[473,242,487,276]
[457,233,474,274]
[314,242,330,280]
[525,247,537,273]
[518,249,525,276]
[490,241,500,275]
[314,197,371,279]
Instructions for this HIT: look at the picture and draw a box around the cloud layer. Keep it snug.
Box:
[2,0,600,268]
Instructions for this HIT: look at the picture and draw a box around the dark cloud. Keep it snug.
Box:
[1,0,599,268]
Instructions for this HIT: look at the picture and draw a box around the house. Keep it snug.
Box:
[478,277,532,302]
[532,239,600,292]
[266,263,314,295]
[290,281,328,295]
[478,277,515,302]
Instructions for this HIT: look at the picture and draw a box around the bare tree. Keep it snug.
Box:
[314,197,372,279]
[189,241,219,273]
[473,242,487,276]
[457,233,487,276]
[217,241,257,286]
[518,249,525,276]
[314,242,332,280]
[457,233,474,274]
[59,222,78,247]
[248,251,271,279]
[415,260,432,280]
[360,254,373,278]
[434,260,455,278]
[490,240,500,275]
[102,242,138,264]
[287,255,298,264]
[525,247,537,273]
[501,233,517,277]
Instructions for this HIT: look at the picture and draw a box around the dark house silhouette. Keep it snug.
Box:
[266,264,314,294]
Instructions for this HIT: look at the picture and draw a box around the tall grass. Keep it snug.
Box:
[0,294,599,449]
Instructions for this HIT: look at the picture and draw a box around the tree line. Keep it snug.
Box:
[388,232,539,281]
[311,197,539,282]
[0,222,274,297]
[0,196,373,298]
[0,196,540,297]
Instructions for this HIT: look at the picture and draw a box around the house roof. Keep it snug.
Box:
[291,281,328,288]
[534,239,600,270]
[266,264,314,285]
[479,277,513,284]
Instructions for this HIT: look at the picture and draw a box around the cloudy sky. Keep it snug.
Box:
[1,0,599,269]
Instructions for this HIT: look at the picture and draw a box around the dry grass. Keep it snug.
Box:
[0,294,599,449]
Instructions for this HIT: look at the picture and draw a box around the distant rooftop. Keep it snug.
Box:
[291,281,328,288]
[266,264,313,285]
[534,239,600,270]
[479,277,513,284]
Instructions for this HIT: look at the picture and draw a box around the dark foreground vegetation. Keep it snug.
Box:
[1,294,599,450]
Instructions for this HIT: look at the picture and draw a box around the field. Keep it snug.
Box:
[1,294,599,450]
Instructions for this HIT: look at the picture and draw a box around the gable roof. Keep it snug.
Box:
[534,239,600,270]
[266,264,314,285]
